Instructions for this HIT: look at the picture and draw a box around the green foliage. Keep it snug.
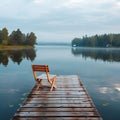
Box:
[72,33,120,47]
[0,30,3,44]
[72,38,82,47]
[25,32,36,46]
[9,29,24,45]
[0,28,37,46]
[1,28,8,45]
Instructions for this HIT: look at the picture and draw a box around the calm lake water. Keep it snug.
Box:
[0,46,120,120]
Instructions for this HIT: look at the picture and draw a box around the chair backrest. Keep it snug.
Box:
[32,65,49,72]
[32,65,50,82]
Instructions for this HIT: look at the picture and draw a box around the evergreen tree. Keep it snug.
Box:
[15,29,24,45]
[0,30,3,44]
[9,31,16,45]
[2,28,8,45]
[9,29,24,45]
[25,32,36,46]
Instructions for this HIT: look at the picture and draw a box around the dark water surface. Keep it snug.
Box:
[0,46,120,120]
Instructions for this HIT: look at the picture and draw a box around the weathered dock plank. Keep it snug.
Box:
[12,75,102,120]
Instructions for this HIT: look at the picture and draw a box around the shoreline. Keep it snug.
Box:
[0,45,34,50]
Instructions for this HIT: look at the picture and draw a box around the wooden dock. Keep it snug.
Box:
[12,75,102,120]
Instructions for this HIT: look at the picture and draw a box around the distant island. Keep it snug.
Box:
[72,33,120,47]
[0,27,36,50]
[36,42,71,46]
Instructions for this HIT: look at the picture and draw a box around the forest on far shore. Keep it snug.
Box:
[72,33,120,47]
[0,27,36,46]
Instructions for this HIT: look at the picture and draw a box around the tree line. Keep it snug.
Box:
[0,28,36,46]
[72,33,120,47]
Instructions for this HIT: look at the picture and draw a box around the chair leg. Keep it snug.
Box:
[50,76,57,91]
[36,79,43,90]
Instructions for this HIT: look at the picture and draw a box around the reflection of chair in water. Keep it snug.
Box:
[32,65,56,91]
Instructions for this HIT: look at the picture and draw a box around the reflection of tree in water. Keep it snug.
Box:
[71,47,120,62]
[9,50,23,65]
[23,49,36,61]
[0,49,36,66]
[0,51,9,66]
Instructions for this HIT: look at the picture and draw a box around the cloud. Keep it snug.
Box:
[63,0,85,8]
[0,0,120,42]
[33,0,44,4]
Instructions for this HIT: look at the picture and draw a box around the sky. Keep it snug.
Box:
[0,0,120,43]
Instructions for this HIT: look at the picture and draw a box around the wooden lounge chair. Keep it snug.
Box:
[32,65,56,91]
